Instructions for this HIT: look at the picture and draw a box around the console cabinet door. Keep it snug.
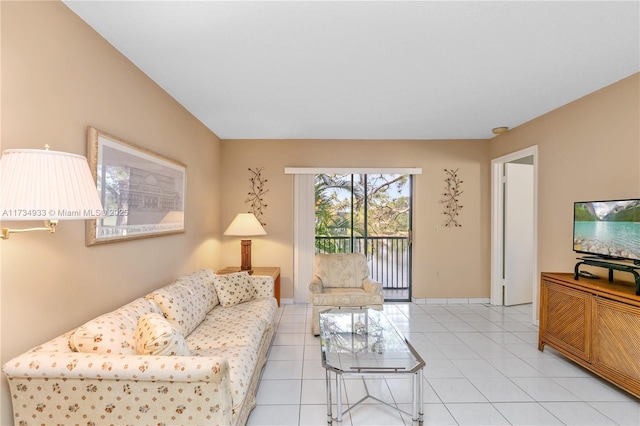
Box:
[592,297,640,396]
[540,280,591,361]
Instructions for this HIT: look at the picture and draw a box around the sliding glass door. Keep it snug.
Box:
[314,173,412,301]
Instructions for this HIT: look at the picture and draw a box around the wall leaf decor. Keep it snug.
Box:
[439,168,463,227]
[245,167,269,226]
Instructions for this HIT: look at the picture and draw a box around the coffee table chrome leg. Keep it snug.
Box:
[420,368,424,421]
[413,368,424,423]
[411,372,420,422]
[325,369,332,424]
[336,372,343,422]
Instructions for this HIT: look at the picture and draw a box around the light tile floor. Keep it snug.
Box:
[247,303,640,425]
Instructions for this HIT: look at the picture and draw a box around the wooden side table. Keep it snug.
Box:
[217,266,281,307]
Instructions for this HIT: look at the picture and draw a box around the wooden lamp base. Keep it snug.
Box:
[240,239,253,274]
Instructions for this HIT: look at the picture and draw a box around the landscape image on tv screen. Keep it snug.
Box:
[574,199,640,261]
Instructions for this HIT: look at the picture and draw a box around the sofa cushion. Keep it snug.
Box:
[187,314,265,354]
[148,281,209,337]
[186,298,276,354]
[135,312,191,356]
[218,297,278,331]
[176,268,219,311]
[213,272,256,307]
[70,297,162,355]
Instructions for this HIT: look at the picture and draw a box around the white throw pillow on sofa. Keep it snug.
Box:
[71,297,162,355]
[176,268,220,311]
[213,272,256,307]
[148,282,208,337]
[135,312,191,356]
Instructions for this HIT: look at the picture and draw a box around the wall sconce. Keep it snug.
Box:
[0,147,103,239]
[223,213,266,273]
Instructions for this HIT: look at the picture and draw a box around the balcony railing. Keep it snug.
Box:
[315,236,409,289]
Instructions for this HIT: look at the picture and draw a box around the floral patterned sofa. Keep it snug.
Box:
[2,269,277,426]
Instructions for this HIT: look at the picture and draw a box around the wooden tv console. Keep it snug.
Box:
[539,272,640,398]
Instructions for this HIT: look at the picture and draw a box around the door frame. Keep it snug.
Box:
[285,167,422,303]
[490,146,539,324]
[318,172,414,302]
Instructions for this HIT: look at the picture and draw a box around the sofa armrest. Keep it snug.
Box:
[363,278,382,294]
[309,276,323,293]
[3,351,229,383]
[3,352,233,425]
[251,275,274,299]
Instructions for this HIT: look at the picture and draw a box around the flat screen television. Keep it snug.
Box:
[573,199,640,263]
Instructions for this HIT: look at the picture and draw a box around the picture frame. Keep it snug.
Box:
[85,127,186,246]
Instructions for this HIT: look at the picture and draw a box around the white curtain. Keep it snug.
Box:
[292,174,315,303]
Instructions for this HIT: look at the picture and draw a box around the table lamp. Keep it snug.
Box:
[223,213,266,273]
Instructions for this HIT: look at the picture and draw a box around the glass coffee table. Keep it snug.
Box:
[319,308,425,424]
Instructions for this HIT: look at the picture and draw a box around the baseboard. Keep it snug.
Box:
[411,297,491,305]
[279,297,491,306]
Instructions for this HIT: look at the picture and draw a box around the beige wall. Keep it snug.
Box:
[0,2,221,423]
[220,139,491,300]
[221,73,639,302]
[490,73,640,279]
[1,1,638,425]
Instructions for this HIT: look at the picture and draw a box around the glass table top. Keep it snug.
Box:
[319,308,425,374]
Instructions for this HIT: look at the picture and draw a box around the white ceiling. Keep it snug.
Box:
[63,1,639,140]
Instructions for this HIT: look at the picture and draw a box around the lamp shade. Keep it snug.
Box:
[223,213,266,236]
[0,148,103,220]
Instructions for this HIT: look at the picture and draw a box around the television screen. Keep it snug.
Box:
[573,199,640,261]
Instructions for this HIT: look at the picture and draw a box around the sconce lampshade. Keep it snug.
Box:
[224,213,266,272]
[0,148,103,220]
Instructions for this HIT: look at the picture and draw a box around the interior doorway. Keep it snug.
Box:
[491,146,538,324]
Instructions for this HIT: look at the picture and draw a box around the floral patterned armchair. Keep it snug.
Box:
[309,253,384,335]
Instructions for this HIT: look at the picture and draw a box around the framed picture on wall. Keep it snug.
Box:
[85,126,187,246]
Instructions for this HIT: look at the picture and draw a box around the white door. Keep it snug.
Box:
[504,163,534,305]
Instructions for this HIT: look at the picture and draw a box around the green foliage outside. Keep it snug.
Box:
[315,174,410,253]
